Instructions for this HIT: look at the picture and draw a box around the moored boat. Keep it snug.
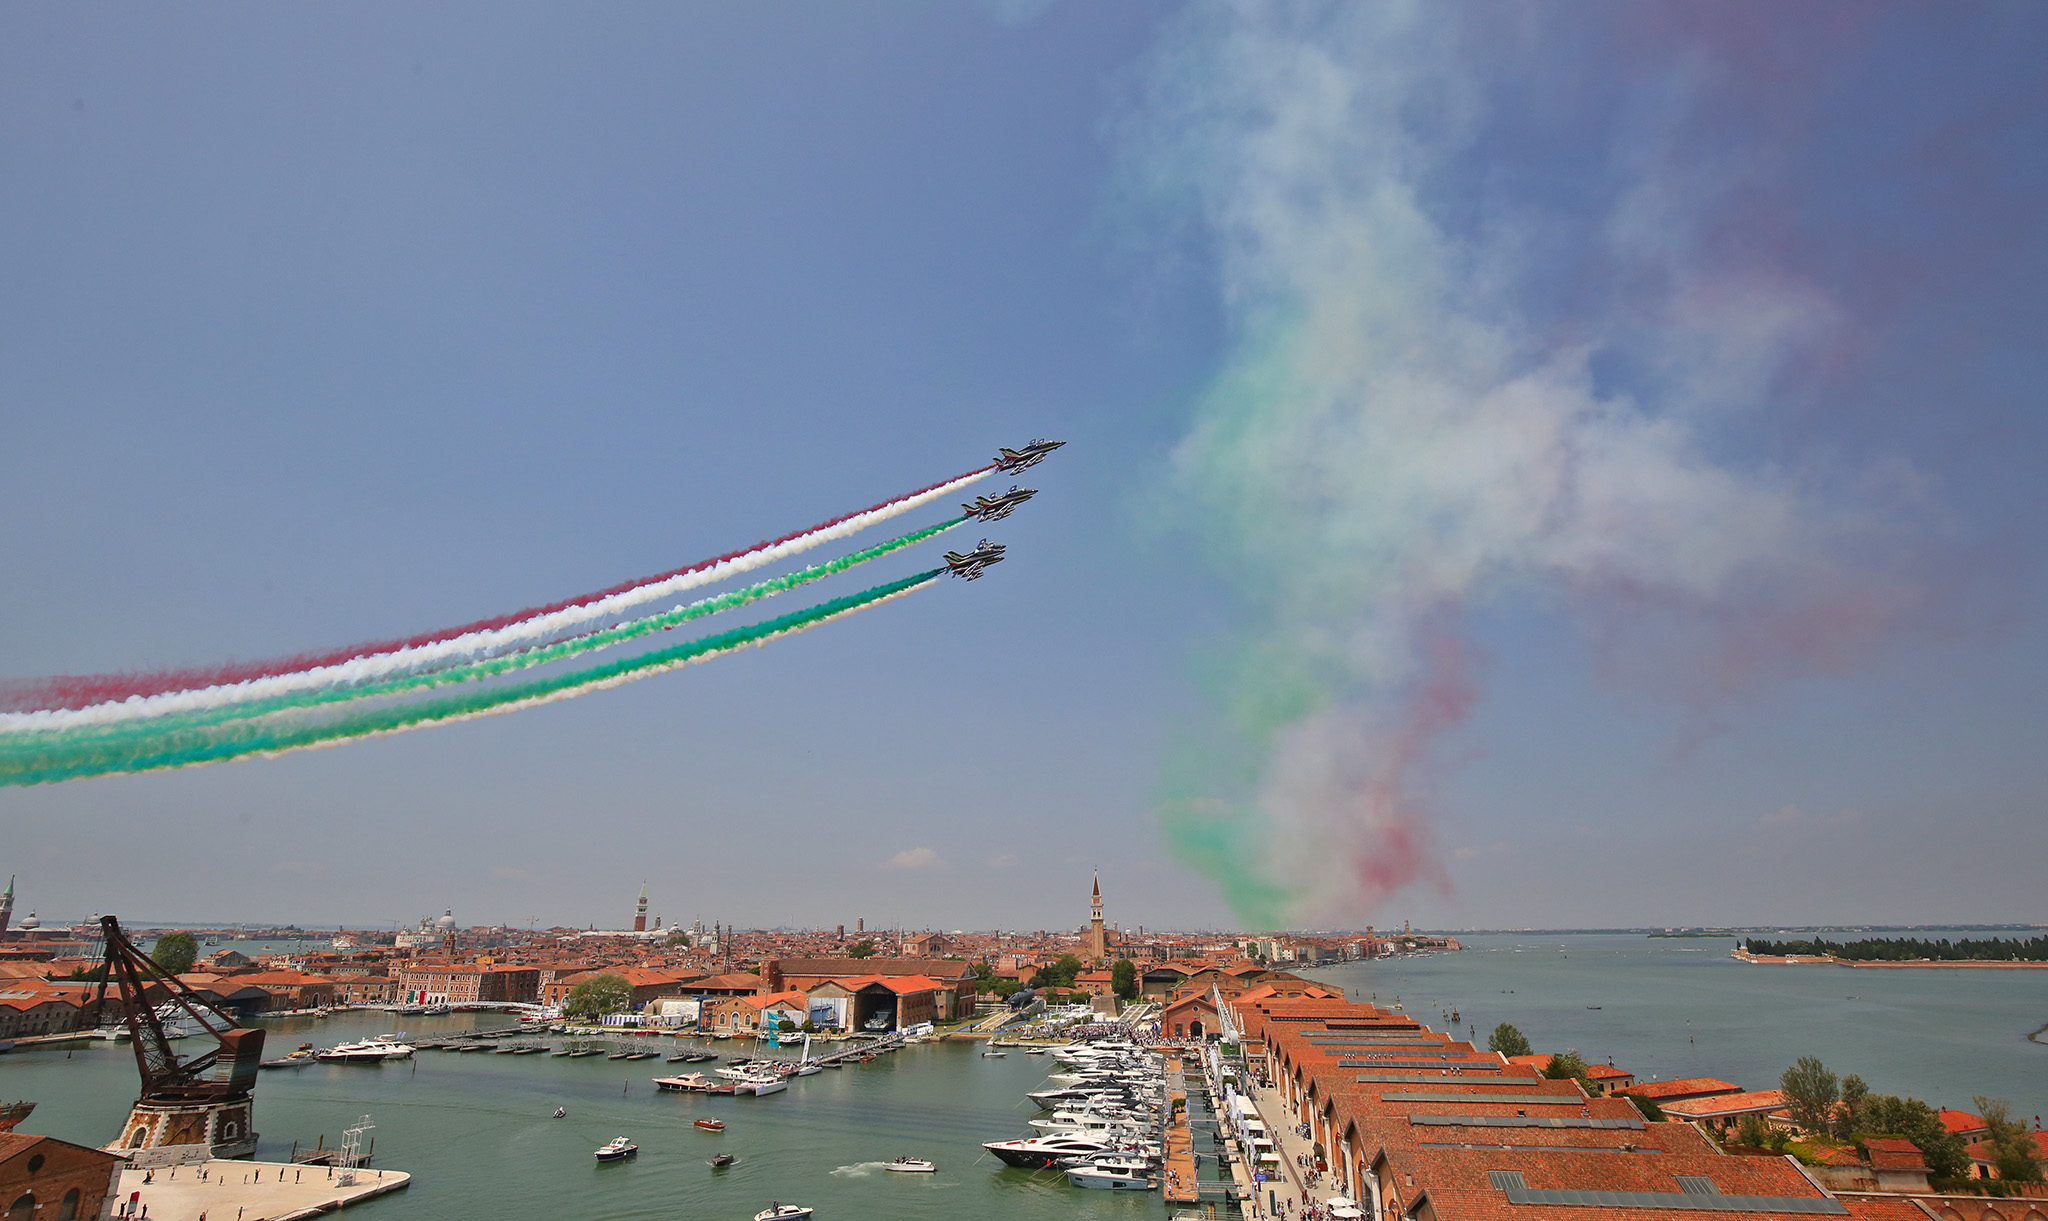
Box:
[1067,1165,1153,1191]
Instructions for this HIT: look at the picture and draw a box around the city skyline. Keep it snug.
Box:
[2,5,2043,931]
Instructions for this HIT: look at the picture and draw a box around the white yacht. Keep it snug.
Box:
[1067,1165,1153,1191]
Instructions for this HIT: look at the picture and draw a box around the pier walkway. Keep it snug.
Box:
[1163,1054,1199,1205]
[112,1158,408,1221]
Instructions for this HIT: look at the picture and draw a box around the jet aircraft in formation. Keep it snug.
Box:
[943,539,1006,580]
[963,485,1036,523]
[993,438,1064,474]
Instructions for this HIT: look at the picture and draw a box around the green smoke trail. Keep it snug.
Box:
[0,570,943,787]
[2,517,963,760]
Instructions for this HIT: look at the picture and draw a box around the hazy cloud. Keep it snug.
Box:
[883,847,944,871]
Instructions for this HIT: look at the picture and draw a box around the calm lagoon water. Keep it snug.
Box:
[1305,932,2048,1118]
[3,1013,1168,1221]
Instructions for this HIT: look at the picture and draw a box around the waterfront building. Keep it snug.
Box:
[392,962,540,1006]
[759,957,974,1020]
[0,985,84,1039]
[1226,991,1837,1221]
[1658,1088,1790,1134]
[0,1132,123,1221]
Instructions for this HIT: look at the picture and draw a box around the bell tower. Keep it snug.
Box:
[633,880,649,933]
[1087,872,1107,961]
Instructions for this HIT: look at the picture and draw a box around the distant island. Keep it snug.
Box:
[1740,934,2048,965]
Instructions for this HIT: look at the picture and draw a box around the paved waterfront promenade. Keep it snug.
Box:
[1243,1079,1351,1218]
[111,1159,408,1221]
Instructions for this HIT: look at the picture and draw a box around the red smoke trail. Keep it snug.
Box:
[1,467,993,714]
[1349,613,1476,907]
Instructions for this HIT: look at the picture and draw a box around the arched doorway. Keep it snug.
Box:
[1190,1020,1204,1038]
[9,1193,36,1221]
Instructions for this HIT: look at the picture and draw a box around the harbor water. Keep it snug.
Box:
[4,1013,1172,1221]
[1305,932,2048,1117]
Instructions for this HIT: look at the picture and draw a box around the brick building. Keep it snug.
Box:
[0,1133,124,1221]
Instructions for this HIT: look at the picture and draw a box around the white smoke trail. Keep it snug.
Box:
[2,471,987,733]
[1132,5,1930,924]
[30,578,938,783]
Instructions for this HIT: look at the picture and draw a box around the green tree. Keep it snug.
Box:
[1837,1074,1871,1138]
[1543,1050,1595,1092]
[1736,1113,1774,1148]
[1863,1095,1968,1180]
[1627,1093,1666,1123]
[991,978,1021,999]
[1051,954,1083,987]
[972,960,995,984]
[1974,1097,2045,1183]
[1111,959,1139,1001]
[1487,1023,1532,1058]
[564,973,632,1020]
[847,939,876,959]
[151,932,199,976]
[1780,1057,1839,1135]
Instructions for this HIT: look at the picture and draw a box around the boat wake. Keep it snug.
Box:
[831,1162,895,1177]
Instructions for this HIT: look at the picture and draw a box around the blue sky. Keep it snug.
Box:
[2,4,2042,933]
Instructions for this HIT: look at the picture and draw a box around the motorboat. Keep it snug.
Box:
[1067,1165,1153,1191]
[981,1134,1125,1168]
[981,1049,1007,1058]
[552,1107,566,1119]
[655,1074,713,1092]
[1056,1154,1158,1175]
[316,1040,393,1064]
[753,1206,812,1221]
[594,1136,638,1162]
[710,1153,736,1168]
[694,1117,726,1131]
[260,1044,319,1069]
[885,1157,936,1173]
[742,1076,787,1097]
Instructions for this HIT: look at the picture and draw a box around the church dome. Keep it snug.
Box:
[17,911,39,931]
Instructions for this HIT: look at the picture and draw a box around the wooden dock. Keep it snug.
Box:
[1162,1054,1200,1206]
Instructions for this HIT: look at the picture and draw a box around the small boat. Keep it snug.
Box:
[886,1156,936,1173]
[1586,1005,1601,1010]
[665,1053,693,1063]
[606,1050,631,1061]
[553,1107,566,1119]
[710,1153,736,1168]
[625,1051,659,1061]
[753,1206,812,1221]
[981,1049,1007,1058]
[1067,1165,1153,1190]
[595,1136,638,1163]
[695,1117,726,1131]
[683,1052,718,1063]
[550,1048,573,1057]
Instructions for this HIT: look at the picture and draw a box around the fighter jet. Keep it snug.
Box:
[943,539,1006,580]
[993,438,1065,474]
[963,485,1037,523]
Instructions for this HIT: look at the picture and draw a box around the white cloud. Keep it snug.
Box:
[883,847,944,871]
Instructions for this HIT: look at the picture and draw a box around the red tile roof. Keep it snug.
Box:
[1622,1077,1743,1101]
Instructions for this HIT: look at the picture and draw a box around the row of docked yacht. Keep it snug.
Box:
[982,1039,1167,1190]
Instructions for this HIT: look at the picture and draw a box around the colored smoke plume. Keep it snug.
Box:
[1128,5,1933,926]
